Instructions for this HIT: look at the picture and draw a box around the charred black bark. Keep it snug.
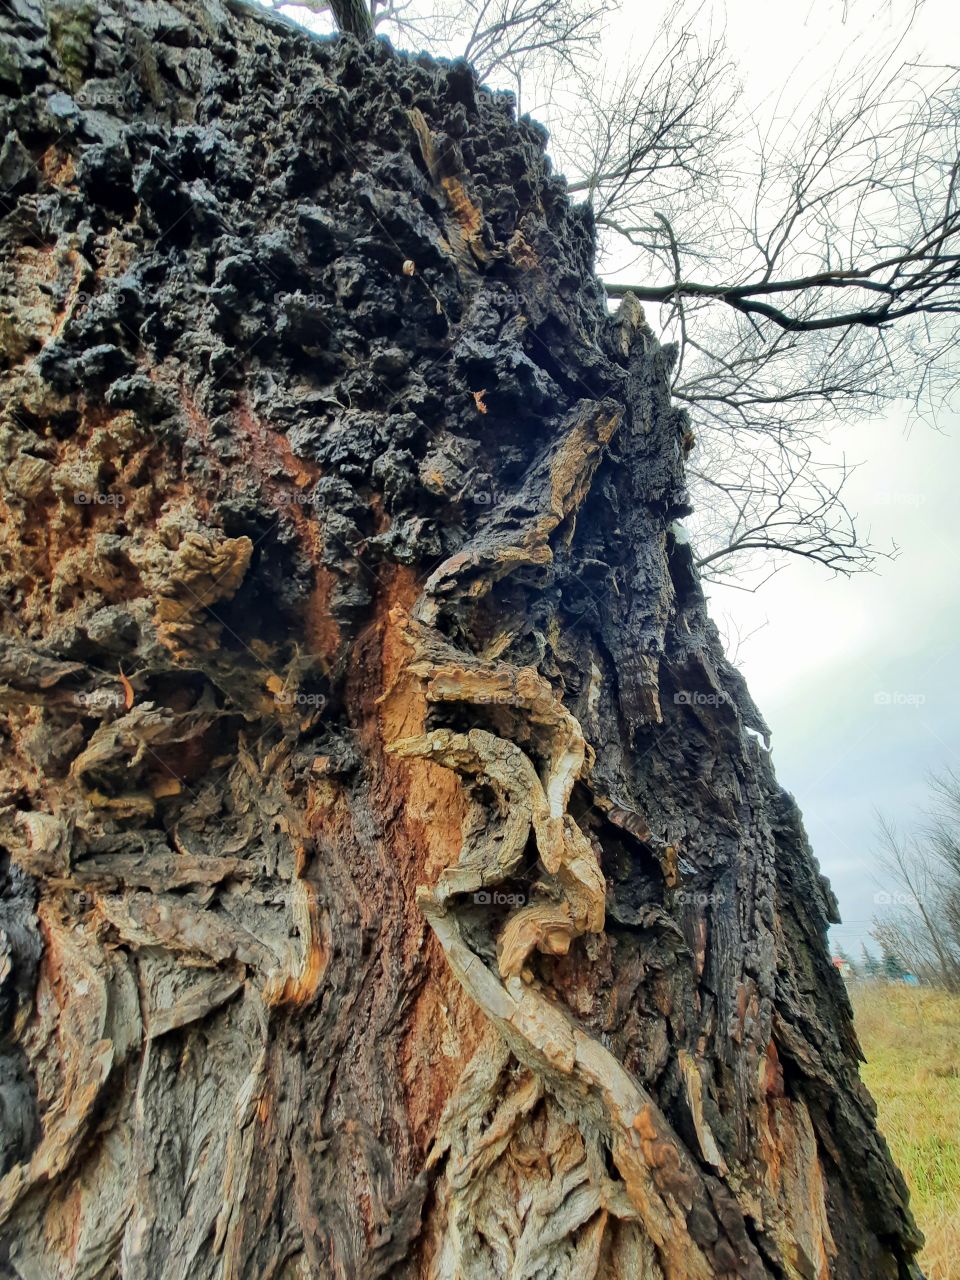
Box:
[0,1,922,1277]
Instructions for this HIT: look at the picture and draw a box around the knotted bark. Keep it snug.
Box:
[0,2,922,1277]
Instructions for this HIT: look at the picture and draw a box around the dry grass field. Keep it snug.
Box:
[852,984,960,1280]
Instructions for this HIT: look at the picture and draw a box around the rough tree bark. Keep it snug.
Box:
[0,2,924,1277]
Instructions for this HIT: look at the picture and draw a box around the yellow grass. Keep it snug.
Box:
[851,983,960,1280]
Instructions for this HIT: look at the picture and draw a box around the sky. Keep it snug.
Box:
[711,407,960,957]
[603,0,960,957]
[265,0,960,957]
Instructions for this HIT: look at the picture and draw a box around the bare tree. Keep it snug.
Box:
[562,12,960,581]
[280,0,960,584]
[328,0,375,38]
[872,777,960,991]
[265,0,615,92]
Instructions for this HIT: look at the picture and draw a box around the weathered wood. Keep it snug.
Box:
[0,1,922,1276]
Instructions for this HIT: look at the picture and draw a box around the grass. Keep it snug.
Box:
[851,983,960,1280]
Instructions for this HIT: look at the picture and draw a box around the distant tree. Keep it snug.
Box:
[880,947,908,982]
[861,945,882,979]
[872,775,960,992]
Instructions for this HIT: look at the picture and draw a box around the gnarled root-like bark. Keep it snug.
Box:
[387,403,764,1279]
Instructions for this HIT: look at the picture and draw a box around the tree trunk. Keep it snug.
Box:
[0,2,923,1277]
[328,0,375,41]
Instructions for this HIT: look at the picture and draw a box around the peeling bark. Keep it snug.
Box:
[0,2,923,1277]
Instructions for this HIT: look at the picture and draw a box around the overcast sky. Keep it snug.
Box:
[712,408,960,957]
[661,0,960,957]
[270,0,960,957]
[607,0,960,957]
